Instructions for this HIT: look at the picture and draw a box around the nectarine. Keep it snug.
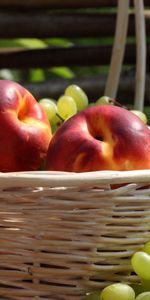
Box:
[46,105,150,172]
[0,80,52,172]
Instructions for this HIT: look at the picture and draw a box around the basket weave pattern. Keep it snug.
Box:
[0,170,150,300]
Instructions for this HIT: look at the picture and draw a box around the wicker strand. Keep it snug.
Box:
[0,170,149,299]
[0,170,150,188]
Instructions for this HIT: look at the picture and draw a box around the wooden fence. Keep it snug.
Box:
[0,0,149,105]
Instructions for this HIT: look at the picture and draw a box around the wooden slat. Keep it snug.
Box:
[0,44,141,69]
[0,0,149,9]
[0,12,117,39]
[0,12,149,39]
[0,0,118,9]
[24,75,108,101]
[22,74,150,106]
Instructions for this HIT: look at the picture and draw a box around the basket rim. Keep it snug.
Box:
[0,169,150,189]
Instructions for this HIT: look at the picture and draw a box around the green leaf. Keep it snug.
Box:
[29,69,45,82]
[0,38,47,49]
[15,38,47,48]
[0,69,21,81]
[50,67,74,79]
[45,38,73,48]
[0,39,22,48]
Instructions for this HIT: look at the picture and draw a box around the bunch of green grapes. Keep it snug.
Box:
[85,240,150,300]
[39,85,148,133]
[39,84,89,133]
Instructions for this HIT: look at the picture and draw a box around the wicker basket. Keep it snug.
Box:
[0,170,150,300]
[0,1,147,299]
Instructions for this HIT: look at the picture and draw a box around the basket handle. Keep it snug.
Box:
[105,0,146,112]
[133,0,146,111]
[104,0,130,99]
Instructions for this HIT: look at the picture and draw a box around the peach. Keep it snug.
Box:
[0,80,52,172]
[46,105,150,172]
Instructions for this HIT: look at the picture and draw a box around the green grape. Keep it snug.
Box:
[143,241,150,254]
[130,110,147,124]
[39,98,57,122]
[135,292,150,300]
[57,95,77,120]
[131,251,150,281]
[100,283,135,300]
[65,84,88,111]
[96,96,113,105]
[141,279,150,291]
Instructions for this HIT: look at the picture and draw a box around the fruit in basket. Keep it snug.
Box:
[39,98,57,122]
[143,241,150,254]
[100,283,135,300]
[57,95,77,120]
[136,292,150,299]
[46,104,150,172]
[65,84,88,111]
[131,251,150,280]
[0,80,52,172]
[96,95,113,105]
[39,97,61,133]
[131,240,150,282]
[130,110,148,125]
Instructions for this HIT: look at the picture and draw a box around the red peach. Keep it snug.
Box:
[46,105,150,172]
[0,80,52,172]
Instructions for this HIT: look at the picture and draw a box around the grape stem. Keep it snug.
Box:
[111,98,127,109]
[56,113,65,122]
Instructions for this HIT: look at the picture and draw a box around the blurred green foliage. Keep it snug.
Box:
[0,6,149,118]
[0,36,135,82]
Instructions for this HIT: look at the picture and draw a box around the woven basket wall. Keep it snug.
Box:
[0,170,150,300]
[0,0,147,298]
